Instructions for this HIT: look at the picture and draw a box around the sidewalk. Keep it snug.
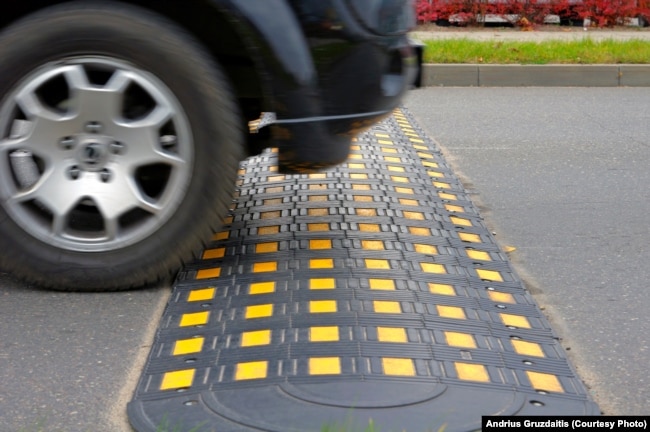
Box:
[410,26,650,86]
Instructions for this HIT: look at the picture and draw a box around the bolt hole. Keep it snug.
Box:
[530,400,545,407]
[183,400,198,406]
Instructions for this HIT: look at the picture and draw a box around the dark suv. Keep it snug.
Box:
[0,0,416,291]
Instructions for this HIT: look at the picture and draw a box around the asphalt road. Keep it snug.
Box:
[1,87,648,431]
[406,87,650,415]
[0,273,168,432]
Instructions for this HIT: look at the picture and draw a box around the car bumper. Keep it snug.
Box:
[272,36,418,173]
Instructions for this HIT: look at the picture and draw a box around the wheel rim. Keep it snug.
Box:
[0,56,194,252]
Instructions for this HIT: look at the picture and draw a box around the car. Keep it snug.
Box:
[0,0,417,291]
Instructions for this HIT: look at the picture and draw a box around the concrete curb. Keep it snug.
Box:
[420,64,650,87]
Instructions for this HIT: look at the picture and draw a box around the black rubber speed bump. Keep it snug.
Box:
[128,108,599,432]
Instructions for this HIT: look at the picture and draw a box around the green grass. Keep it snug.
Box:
[422,38,650,64]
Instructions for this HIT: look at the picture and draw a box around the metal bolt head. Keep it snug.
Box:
[100,169,112,183]
[160,135,177,147]
[85,121,103,134]
[109,141,125,155]
[68,165,81,180]
[59,136,75,150]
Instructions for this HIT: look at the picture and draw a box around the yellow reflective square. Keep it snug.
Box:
[245,304,273,319]
[241,330,271,347]
[420,263,446,274]
[235,361,268,381]
[477,269,503,282]
[310,300,337,313]
[187,288,215,302]
[414,244,438,255]
[377,327,407,343]
[173,338,204,356]
[369,279,395,290]
[309,357,341,375]
[309,239,332,250]
[310,259,334,269]
[309,278,336,290]
[373,301,401,313]
[258,226,279,235]
[202,248,225,259]
[444,332,476,349]
[160,369,195,390]
[255,242,278,253]
[500,313,531,329]
[382,358,415,376]
[409,227,431,236]
[428,283,455,296]
[512,340,545,357]
[308,223,329,231]
[404,211,425,220]
[310,326,339,342]
[356,208,377,217]
[455,362,490,383]
[365,259,390,269]
[249,281,276,295]
[459,233,481,243]
[358,223,380,232]
[179,311,209,327]
[437,305,466,319]
[526,371,563,392]
[467,250,491,261]
[196,267,221,280]
[488,290,516,304]
[253,262,277,273]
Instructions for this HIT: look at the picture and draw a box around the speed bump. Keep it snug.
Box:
[128,108,599,432]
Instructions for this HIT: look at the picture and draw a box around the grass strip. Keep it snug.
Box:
[422,38,650,64]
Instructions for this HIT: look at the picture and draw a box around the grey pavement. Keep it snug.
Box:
[410,27,650,86]
[405,87,650,414]
[0,273,168,432]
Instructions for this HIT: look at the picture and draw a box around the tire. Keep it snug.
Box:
[0,1,243,291]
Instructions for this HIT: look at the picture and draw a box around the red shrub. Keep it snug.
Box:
[489,0,556,27]
[417,0,438,23]
[415,0,649,27]
[574,0,645,27]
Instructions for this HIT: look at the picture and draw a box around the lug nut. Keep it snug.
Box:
[160,135,177,148]
[85,121,103,134]
[100,169,112,183]
[59,136,75,150]
[110,141,125,155]
[67,165,81,180]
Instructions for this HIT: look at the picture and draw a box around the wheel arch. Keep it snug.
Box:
[0,0,271,120]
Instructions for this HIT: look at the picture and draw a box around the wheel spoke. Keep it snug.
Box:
[0,135,33,154]
[15,88,64,121]
[93,169,162,220]
[51,213,67,237]
[118,107,187,169]
[64,65,125,121]
[104,69,133,93]
[103,217,120,241]
[130,104,173,129]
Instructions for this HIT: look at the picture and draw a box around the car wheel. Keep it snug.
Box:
[0,1,243,291]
